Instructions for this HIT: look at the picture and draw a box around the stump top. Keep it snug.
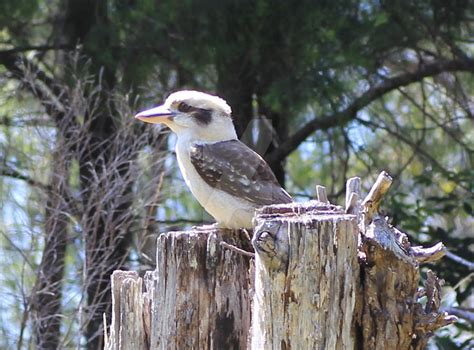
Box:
[256,200,349,222]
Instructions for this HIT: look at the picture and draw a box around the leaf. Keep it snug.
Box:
[374,12,389,27]
[440,180,457,194]
[409,160,424,176]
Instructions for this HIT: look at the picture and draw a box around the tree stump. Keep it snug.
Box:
[251,201,359,349]
[357,172,455,350]
[104,229,252,349]
[104,172,455,349]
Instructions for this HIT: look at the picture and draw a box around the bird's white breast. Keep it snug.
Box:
[175,137,256,229]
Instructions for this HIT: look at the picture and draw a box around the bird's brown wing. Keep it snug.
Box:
[190,140,292,206]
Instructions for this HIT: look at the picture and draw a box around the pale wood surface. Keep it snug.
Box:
[251,201,359,349]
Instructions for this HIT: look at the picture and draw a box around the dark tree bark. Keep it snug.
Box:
[258,107,288,186]
[31,147,70,349]
[216,59,255,144]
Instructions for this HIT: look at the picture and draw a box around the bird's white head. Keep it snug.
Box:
[135,90,237,142]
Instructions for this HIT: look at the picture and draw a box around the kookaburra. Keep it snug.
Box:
[135,90,292,229]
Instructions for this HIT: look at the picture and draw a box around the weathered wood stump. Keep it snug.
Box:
[357,172,455,350]
[251,201,359,349]
[105,229,252,349]
[104,172,455,349]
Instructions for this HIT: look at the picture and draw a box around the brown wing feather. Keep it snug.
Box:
[190,140,292,206]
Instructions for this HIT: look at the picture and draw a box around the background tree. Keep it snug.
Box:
[0,0,472,348]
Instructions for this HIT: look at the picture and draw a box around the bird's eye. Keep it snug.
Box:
[178,102,193,113]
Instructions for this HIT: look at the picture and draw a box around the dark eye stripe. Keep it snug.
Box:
[192,109,212,125]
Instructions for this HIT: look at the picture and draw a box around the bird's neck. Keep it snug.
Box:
[176,120,238,145]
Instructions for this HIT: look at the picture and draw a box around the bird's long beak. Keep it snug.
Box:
[134,105,174,124]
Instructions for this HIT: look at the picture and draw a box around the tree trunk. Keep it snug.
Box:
[105,229,252,350]
[105,172,455,349]
[31,146,70,349]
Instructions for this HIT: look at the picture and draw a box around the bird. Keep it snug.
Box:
[135,90,292,229]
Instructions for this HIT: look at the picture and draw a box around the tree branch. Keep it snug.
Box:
[0,51,73,133]
[0,164,49,191]
[442,307,474,323]
[445,250,474,270]
[0,44,76,55]
[0,50,82,144]
[0,163,82,218]
[0,44,173,62]
[267,57,474,164]
[354,116,471,192]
